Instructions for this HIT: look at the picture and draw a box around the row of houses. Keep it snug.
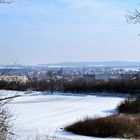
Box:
[72,73,140,81]
[1,71,139,84]
[0,76,28,84]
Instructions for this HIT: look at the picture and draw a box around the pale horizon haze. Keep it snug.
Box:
[0,0,140,65]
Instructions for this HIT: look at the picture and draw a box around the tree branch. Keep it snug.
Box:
[126,9,140,24]
[0,0,13,4]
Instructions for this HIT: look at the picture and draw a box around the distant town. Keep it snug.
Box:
[0,61,140,85]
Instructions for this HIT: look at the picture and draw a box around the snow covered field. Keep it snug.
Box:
[0,90,125,140]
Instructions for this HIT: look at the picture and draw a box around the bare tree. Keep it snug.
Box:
[0,63,19,140]
[0,98,13,140]
[126,9,140,24]
[126,4,140,36]
[0,91,15,140]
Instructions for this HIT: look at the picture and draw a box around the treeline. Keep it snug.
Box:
[0,79,63,92]
[63,79,140,94]
[0,78,140,95]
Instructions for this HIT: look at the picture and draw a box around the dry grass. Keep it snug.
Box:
[65,114,140,139]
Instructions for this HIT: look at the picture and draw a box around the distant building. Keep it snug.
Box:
[95,74,110,81]
[63,74,73,82]
[83,74,95,81]
[120,74,135,80]
[0,76,28,84]
[109,74,121,80]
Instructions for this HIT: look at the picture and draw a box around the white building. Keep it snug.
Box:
[0,76,28,84]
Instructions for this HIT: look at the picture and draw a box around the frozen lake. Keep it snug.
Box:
[1,90,125,140]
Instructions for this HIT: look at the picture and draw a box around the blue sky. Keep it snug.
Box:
[0,0,140,65]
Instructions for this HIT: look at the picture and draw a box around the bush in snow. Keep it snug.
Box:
[117,96,140,114]
[64,114,140,139]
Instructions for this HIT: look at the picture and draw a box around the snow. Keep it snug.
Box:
[0,90,125,140]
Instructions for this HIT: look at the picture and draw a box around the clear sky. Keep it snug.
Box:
[0,0,140,65]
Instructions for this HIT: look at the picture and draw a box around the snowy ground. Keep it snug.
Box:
[0,90,125,140]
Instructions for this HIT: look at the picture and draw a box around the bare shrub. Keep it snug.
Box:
[0,97,13,140]
[117,96,140,114]
[65,115,140,139]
